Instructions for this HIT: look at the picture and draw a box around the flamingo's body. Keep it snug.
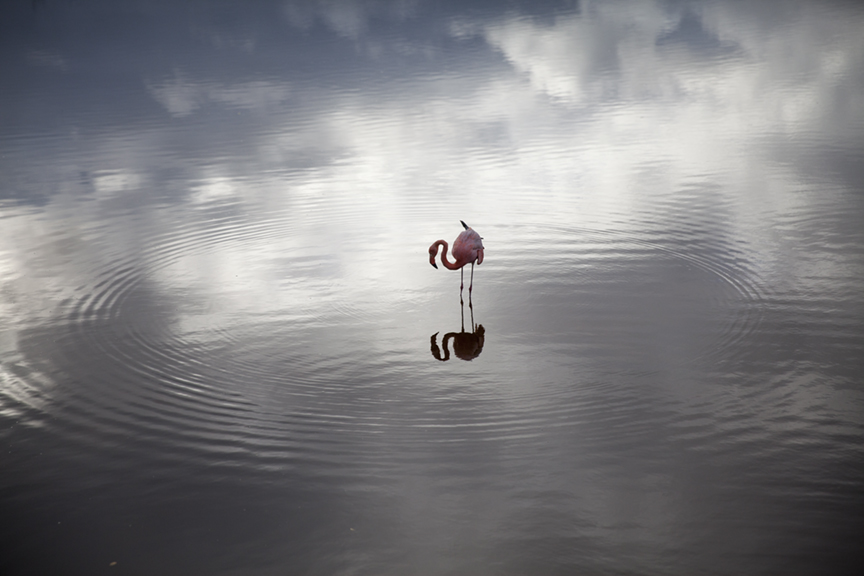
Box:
[431,324,485,361]
[428,221,484,294]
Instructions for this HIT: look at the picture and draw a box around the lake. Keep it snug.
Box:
[2,0,863,574]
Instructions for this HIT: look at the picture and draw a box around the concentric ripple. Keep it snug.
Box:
[3,200,776,480]
[486,222,768,368]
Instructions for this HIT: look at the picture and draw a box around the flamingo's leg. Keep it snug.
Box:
[469,262,474,293]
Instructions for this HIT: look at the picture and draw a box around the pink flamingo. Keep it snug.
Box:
[428,220,485,295]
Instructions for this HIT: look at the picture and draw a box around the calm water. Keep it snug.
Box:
[2,1,864,574]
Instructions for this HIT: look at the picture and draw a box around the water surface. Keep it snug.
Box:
[2,1,864,574]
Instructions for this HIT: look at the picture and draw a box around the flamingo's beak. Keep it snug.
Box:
[430,261,438,269]
[461,220,469,230]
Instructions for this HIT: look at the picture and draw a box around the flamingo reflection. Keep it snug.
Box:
[430,298,485,362]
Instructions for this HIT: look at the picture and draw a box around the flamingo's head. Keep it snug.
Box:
[428,243,439,269]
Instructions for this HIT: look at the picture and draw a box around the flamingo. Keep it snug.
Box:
[428,220,485,295]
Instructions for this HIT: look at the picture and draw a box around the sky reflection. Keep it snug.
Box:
[2,1,864,574]
[3,0,863,333]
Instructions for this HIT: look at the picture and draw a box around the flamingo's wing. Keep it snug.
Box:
[453,229,484,262]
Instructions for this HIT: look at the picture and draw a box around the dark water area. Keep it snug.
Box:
[2,1,864,574]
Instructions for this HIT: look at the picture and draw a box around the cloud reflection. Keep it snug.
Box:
[0,0,861,357]
[148,74,292,117]
[2,2,864,572]
[283,0,421,38]
[1,0,862,358]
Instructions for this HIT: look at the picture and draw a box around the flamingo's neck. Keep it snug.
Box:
[431,240,462,270]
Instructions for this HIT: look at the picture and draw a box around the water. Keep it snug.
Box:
[2,1,864,574]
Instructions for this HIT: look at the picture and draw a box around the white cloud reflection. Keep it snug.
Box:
[283,0,421,37]
[3,0,863,350]
[1,4,863,565]
[148,74,292,117]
